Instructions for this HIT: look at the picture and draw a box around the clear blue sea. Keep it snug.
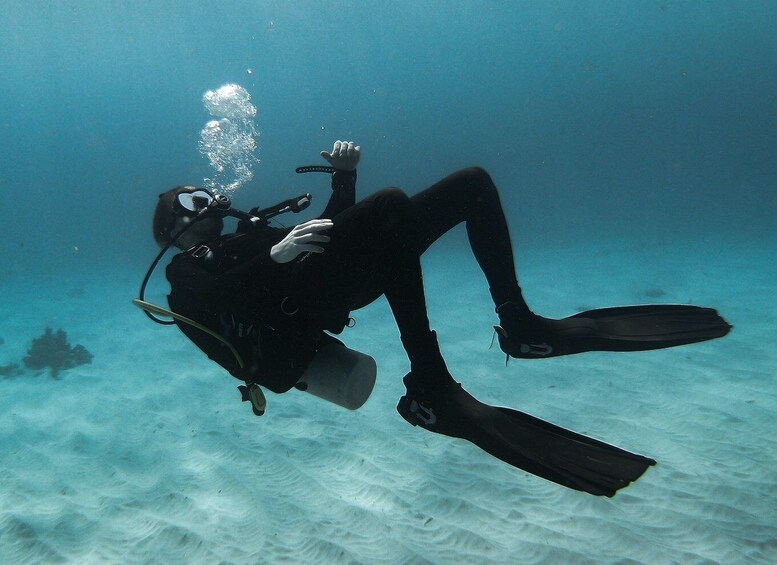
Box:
[2,2,776,563]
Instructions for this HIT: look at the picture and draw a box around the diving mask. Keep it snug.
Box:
[174,188,216,217]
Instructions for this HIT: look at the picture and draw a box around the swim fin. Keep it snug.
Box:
[495,304,732,359]
[397,376,655,497]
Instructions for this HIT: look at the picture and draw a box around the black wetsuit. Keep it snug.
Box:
[166,167,522,393]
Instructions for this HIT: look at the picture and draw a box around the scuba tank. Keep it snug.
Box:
[295,342,377,410]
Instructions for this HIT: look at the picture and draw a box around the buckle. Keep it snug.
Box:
[190,245,211,259]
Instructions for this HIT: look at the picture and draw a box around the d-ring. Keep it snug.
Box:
[280,296,299,316]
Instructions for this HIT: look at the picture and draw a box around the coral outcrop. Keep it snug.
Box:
[22,327,93,378]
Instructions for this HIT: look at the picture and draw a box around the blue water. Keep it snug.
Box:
[4,0,775,272]
[2,2,776,563]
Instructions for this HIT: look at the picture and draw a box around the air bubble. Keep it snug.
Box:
[198,84,259,195]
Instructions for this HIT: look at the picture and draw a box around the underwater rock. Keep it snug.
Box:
[22,327,93,379]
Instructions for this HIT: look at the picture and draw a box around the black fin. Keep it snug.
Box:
[498,304,732,359]
[398,382,654,497]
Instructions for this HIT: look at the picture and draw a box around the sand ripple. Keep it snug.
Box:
[2,247,776,564]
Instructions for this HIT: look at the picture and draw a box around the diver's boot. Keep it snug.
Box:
[396,331,495,443]
[397,372,473,440]
[396,330,465,435]
[494,301,566,359]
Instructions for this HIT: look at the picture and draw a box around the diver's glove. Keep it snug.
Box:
[320,140,360,171]
[270,219,333,263]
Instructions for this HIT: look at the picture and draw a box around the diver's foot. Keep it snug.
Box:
[397,374,486,440]
[397,376,447,432]
[494,301,564,359]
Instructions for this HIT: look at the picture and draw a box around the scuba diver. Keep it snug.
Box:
[142,140,731,497]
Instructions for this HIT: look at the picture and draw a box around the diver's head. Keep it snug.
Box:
[153,186,224,249]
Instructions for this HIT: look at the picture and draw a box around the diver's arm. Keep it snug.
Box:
[320,169,356,218]
[320,140,360,218]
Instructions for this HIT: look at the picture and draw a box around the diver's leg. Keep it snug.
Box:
[296,188,454,392]
[409,167,529,311]
[367,189,455,392]
[405,171,737,359]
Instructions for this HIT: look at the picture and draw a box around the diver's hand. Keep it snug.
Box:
[270,219,333,263]
[320,140,360,171]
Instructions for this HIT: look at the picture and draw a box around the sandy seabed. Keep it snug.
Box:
[1,234,775,564]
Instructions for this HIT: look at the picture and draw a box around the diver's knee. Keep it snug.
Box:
[461,166,494,188]
[372,188,412,232]
[374,188,411,216]
[375,187,410,204]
